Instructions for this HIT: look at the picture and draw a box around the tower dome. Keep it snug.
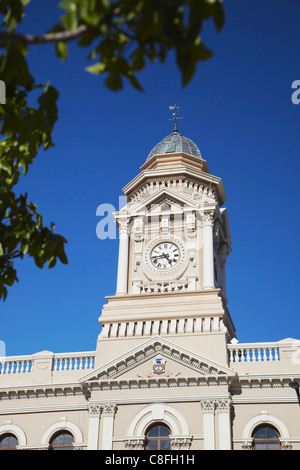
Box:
[146,131,202,163]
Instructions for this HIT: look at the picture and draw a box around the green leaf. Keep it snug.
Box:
[0,158,12,175]
[131,49,145,71]
[60,1,78,31]
[127,73,144,92]
[48,256,57,268]
[56,41,68,60]
[85,62,107,75]
[104,72,123,91]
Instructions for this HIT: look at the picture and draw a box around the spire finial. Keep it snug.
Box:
[169,104,183,133]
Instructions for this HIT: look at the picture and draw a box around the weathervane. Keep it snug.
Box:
[169,104,183,133]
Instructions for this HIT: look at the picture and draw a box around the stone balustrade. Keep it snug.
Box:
[52,352,95,372]
[138,280,190,294]
[0,355,33,375]
[1,340,298,377]
[0,351,95,375]
[228,342,280,363]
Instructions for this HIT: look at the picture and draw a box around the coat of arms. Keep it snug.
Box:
[152,355,166,375]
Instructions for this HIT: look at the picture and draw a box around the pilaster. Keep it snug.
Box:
[200,399,215,450]
[202,210,215,290]
[116,218,130,295]
[100,403,118,450]
[87,404,102,450]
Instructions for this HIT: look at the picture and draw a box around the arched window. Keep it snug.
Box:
[0,433,18,450]
[145,423,171,450]
[49,431,74,450]
[252,425,281,450]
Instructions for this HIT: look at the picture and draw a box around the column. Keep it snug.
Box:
[87,404,102,450]
[201,400,215,450]
[216,399,232,450]
[116,219,129,295]
[202,210,215,289]
[100,403,118,450]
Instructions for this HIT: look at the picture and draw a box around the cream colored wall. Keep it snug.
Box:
[0,408,89,448]
[231,402,300,450]
[110,400,206,450]
[127,212,203,293]
[96,288,232,370]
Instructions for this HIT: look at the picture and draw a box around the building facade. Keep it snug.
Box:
[0,130,299,450]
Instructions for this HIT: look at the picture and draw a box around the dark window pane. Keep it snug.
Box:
[254,442,268,450]
[252,425,280,451]
[267,442,280,450]
[266,428,278,439]
[254,428,266,439]
[50,432,74,450]
[160,439,171,450]
[0,437,9,448]
[52,434,73,446]
[159,425,170,437]
[148,426,159,438]
[53,446,74,451]
[147,440,158,450]
[52,435,65,445]
[0,434,18,449]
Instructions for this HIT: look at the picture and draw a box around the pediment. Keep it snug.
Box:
[126,187,199,216]
[80,337,236,387]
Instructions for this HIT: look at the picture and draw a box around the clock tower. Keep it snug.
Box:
[96,126,235,369]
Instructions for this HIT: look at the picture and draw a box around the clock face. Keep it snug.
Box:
[150,242,180,270]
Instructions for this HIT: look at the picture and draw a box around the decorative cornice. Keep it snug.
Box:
[81,336,236,385]
[88,374,233,392]
[0,383,86,402]
[0,402,88,416]
[230,373,300,392]
[122,166,226,206]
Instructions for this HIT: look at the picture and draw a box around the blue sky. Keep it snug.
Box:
[1,0,300,356]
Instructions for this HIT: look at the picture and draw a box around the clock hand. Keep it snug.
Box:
[151,255,167,260]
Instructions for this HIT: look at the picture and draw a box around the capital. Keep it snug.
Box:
[102,403,118,417]
[203,210,215,226]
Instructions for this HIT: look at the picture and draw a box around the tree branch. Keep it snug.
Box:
[0,249,21,263]
[0,25,89,45]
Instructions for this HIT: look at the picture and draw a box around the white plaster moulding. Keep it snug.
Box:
[0,402,89,415]
[0,383,86,401]
[87,375,233,391]
[230,374,300,390]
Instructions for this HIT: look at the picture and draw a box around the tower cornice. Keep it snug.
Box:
[122,166,226,207]
[141,152,209,173]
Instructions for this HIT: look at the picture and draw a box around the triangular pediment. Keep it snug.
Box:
[125,187,200,216]
[144,196,185,216]
[80,337,236,386]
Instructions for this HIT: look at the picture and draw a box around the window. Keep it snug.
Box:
[0,433,18,450]
[252,425,281,450]
[49,431,74,450]
[145,424,171,450]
